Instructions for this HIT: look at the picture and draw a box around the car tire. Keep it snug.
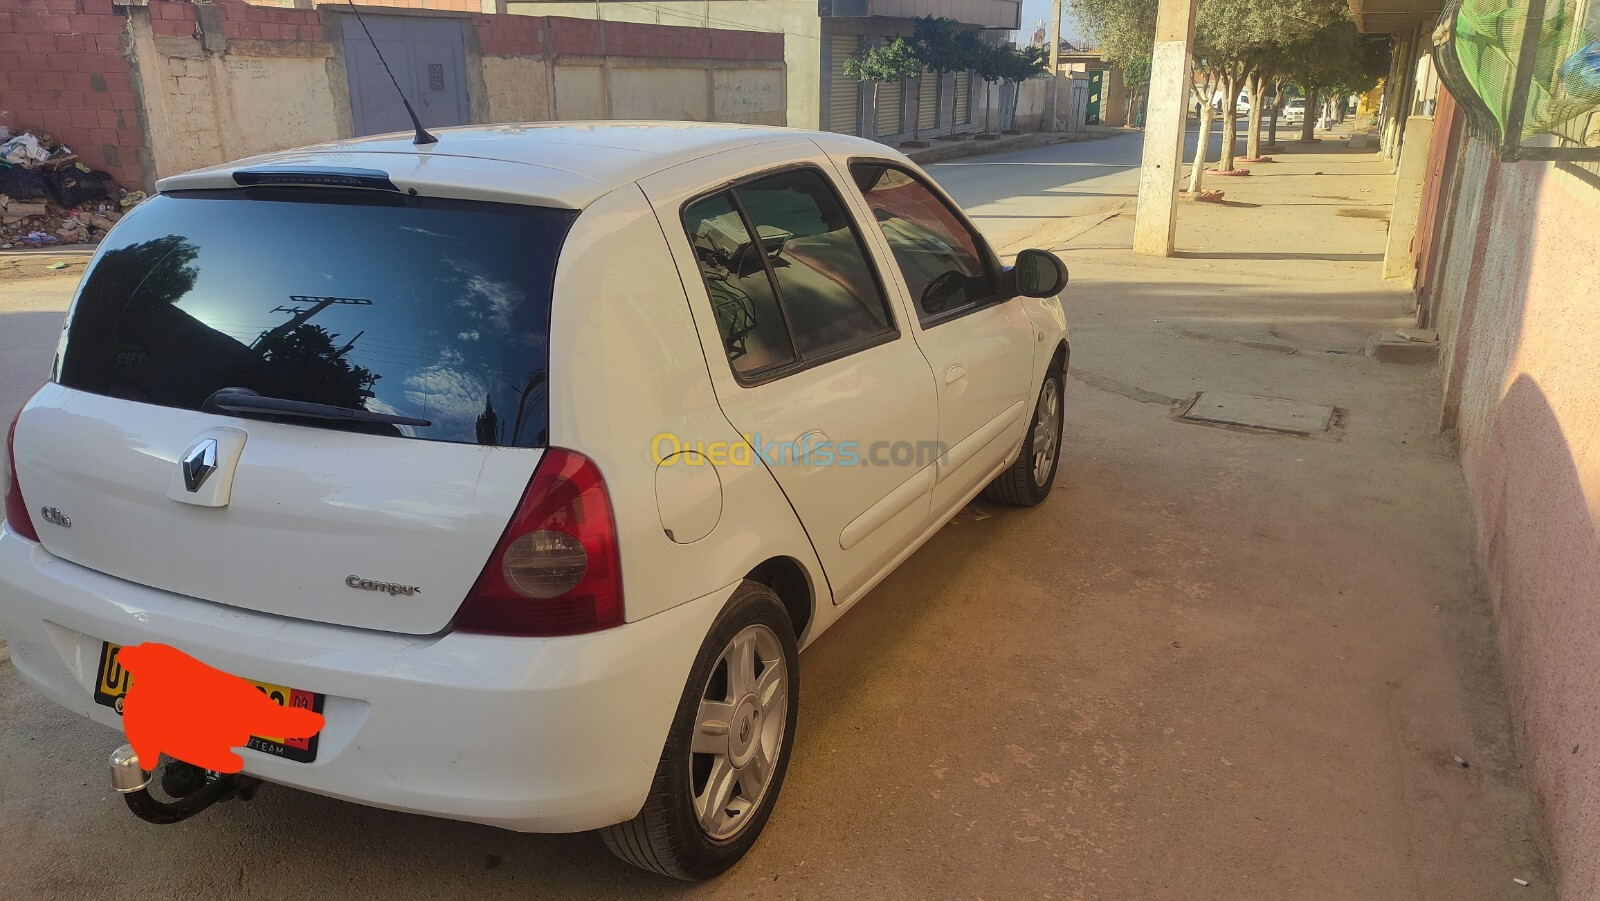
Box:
[982,361,1064,507]
[601,581,800,880]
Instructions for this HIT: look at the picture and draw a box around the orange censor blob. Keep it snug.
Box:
[118,642,325,774]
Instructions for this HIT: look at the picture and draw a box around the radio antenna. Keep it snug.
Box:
[345,1,437,146]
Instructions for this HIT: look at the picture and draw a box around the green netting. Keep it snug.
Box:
[1451,0,1600,142]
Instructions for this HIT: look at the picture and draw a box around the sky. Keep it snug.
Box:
[1017,0,1083,48]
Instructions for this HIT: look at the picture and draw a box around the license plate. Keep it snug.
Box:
[93,641,325,764]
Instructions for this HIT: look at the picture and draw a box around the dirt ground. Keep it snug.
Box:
[0,135,1551,898]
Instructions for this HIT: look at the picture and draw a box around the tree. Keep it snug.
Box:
[1121,55,1151,126]
[844,38,924,140]
[961,32,1008,135]
[1274,14,1388,142]
[997,45,1051,132]
[1198,0,1346,171]
[1075,0,1347,174]
[912,16,979,143]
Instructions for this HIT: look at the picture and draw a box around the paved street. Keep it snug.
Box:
[0,132,1552,898]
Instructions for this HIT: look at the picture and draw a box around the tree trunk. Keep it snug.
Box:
[1009,80,1021,131]
[1299,87,1318,142]
[986,82,995,134]
[1188,100,1215,195]
[1218,70,1241,172]
[911,76,922,143]
[1245,71,1267,159]
[871,81,881,138]
[1266,80,1284,148]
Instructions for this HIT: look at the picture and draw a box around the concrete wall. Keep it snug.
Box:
[135,0,339,182]
[1432,143,1600,899]
[94,0,784,187]
[0,0,145,189]
[510,0,819,128]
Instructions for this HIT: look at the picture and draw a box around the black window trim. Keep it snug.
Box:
[846,157,1011,330]
[679,162,903,389]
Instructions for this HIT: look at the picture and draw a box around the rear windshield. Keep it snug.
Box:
[58,190,576,447]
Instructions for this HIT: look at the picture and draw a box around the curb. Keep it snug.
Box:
[907,131,1085,165]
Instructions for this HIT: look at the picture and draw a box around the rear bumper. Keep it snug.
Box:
[0,527,731,832]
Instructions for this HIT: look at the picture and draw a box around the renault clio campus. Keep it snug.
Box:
[0,123,1069,879]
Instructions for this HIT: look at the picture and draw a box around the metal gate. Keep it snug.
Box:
[343,14,469,137]
[827,33,861,135]
[917,70,938,133]
[1086,70,1104,125]
[875,78,903,137]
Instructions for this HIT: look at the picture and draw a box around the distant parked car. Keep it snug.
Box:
[1212,91,1251,115]
[1281,98,1307,126]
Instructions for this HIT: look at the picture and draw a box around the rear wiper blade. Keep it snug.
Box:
[203,388,432,427]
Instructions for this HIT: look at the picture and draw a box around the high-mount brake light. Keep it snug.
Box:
[232,167,400,191]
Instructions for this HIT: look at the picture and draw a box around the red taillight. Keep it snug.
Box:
[453,448,623,636]
[4,411,41,542]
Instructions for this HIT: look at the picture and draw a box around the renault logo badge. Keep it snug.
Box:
[181,438,219,493]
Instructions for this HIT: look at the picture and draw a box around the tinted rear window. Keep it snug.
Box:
[58,191,575,447]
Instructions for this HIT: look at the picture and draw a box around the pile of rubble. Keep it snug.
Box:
[0,129,144,248]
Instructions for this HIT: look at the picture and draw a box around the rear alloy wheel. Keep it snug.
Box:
[982,362,1064,506]
[601,582,799,879]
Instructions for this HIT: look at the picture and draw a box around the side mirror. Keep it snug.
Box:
[1009,249,1069,299]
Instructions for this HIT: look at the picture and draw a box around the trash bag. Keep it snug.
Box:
[46,168,116,207]
[0,167,48,200]
[0,134,48,167]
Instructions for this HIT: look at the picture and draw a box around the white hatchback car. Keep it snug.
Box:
[0,123,1068,879]
[1282,98,1307,126]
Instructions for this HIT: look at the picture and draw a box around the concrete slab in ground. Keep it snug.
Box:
[1183,391,1335,434]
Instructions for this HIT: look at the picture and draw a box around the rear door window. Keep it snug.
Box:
[682,167,896,382]
[57,191,576,447]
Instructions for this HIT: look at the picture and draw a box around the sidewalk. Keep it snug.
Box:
[996,137,1554,896]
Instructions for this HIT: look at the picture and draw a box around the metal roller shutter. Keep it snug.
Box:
[828,34,860,135]
[875,79,903,137]
[954,71,971,125]
[918,70,937,131]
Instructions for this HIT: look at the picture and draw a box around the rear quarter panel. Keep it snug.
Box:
[546,184,829,631]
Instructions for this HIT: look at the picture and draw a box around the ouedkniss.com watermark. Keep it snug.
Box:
[652,433,947,468]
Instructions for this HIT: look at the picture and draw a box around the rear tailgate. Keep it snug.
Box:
[12,185,576,635]
[13,386,537,635]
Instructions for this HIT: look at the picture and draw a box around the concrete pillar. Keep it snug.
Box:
[1132,0,1198,256]
[1382,114,1435,280]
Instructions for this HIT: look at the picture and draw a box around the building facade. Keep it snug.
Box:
[513,0,1021,141]
[1355,1,1600,896]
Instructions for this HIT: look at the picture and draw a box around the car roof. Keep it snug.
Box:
[157,122,900,210]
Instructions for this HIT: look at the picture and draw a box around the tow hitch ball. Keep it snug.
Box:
[109,744,262,824]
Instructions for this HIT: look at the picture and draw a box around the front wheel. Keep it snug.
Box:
[983,362,1064,506]
[601,582,799,879]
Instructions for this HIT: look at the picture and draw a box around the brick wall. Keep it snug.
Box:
[0,0,144,189]
[475,15,784,62]
[148,0,323,41]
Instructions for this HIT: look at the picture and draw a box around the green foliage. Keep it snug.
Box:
[1122,54,1152,89]
[1272,12,1389,96]
[1069,0,1157,66]
[1008,44,1053,82]
[1072,0,1349,73]
[844,37,923,85]
[914,16,979,75]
